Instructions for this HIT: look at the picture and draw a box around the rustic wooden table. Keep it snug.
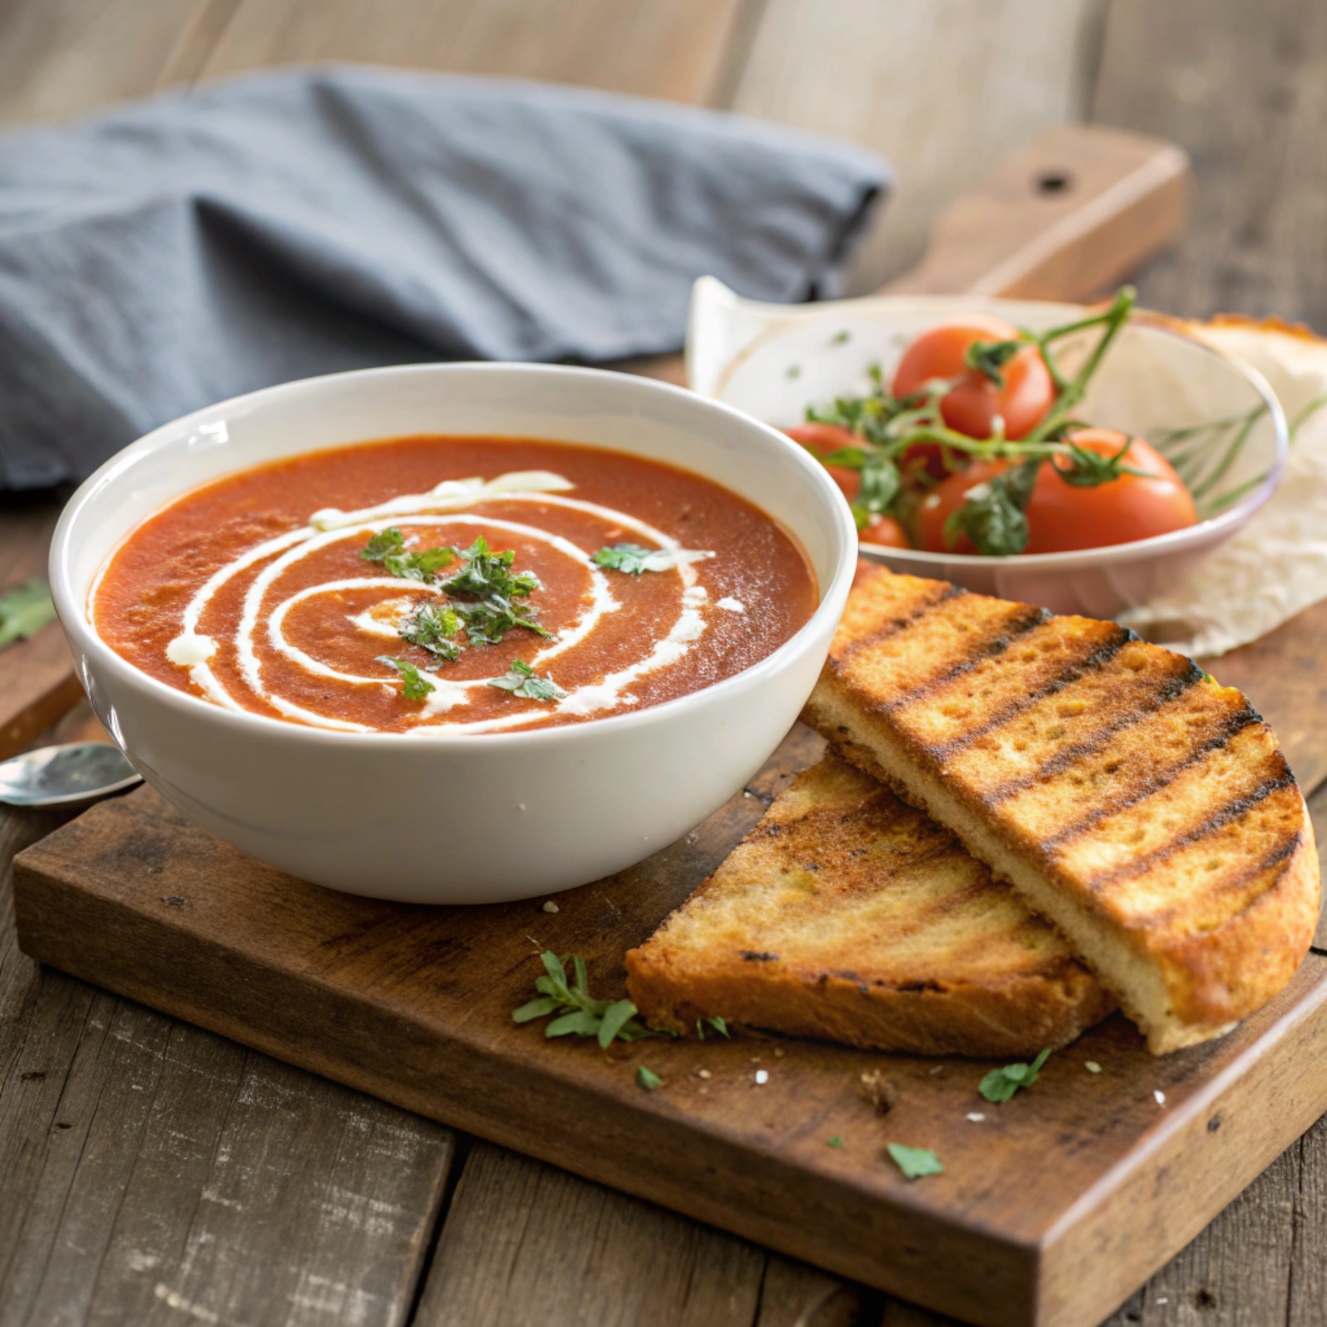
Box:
[1,3,1325,1325]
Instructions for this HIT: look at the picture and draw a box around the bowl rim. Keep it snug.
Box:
[51,360,859,749]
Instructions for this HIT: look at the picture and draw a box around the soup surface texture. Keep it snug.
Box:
[92,437,818,735]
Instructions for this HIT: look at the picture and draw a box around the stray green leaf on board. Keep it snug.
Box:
[826,1135,844,1149]
[0,579,57,650]
[512,951,664,1048]
[695,1015,730,1041]
[979,1048,1052,1104]
[637,1066,662,1092]
[887,1144,943,1180]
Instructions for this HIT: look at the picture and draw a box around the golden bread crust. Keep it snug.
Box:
[625,754,1114,1057]
[803,568,1320,1053]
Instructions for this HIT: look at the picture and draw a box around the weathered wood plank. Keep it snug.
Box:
[727,0,1106,294]
[194,0,754,105]
[0,0,211,127]
[0,800,458,1327]
[413,1140,883,1327]
[1091,0,1327,333]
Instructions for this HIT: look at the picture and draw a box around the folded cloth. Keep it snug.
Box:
[0,65,888,490]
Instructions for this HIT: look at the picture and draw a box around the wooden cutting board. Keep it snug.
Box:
[15,125,1327,1327]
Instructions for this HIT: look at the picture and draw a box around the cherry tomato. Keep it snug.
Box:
[1023,429,1197,553]
[892,317,1054,441]
[859,512,911,549]
[784,423,864,503]
[915,460,1008,554]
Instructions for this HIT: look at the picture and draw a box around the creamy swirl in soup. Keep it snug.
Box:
[91,436,818,735]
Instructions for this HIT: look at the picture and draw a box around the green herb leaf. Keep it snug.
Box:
[637,1066,663,1092]
[598,1000,639,1049]
[377,656,436,701]
[592,544,709,575]
[964,338,1023,387]
[545,1009,602,1038]
[887,1144,943,1180]
[442,536,539,601]
[857,458,900,513]
[831,329,852,345]
[399,602,463,663]
[0,579,57,649]
[515,952,662,1046]
[384,545,457,582]
[826,1136,845,1149]
[453,594,550,646]
[488,658,566,702]
[695,1015,730,1041]
[944,457,1042,556]
[979,1047,1052,1104]
[512,997,561,1024]
[360,528,406,562]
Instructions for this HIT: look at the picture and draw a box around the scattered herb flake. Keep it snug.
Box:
[826,1136,845,1149]
[0,579,56,649]
[695,1015,730,1041]
[592,544,710,575]
[385,544,456,582]
[360,527,406,562]
[786,364,802,379]
[979,1048,1052,1104]
[512,951,664,1047]
[399,602,463,663]
[488,658,566,702]
[831,329,852,345]
[637,1066,662,1092]
[377,656,436,701]
[945,456,1043,556]
[454,594,550,646]
[442,535,539,601]
[887,1144,943,1180]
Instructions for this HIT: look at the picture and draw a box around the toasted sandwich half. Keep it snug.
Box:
[803,569,1320,1054]
[625,752,1113,1056]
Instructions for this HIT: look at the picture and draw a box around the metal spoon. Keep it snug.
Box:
[0,742,142,809]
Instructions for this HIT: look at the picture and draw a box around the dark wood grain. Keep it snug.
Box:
[13,722,1327,1327]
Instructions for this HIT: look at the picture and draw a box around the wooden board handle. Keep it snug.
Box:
[882,123,1190,300]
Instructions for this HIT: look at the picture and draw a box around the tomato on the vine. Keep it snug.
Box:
[915,430,1197,555]
[783,423,864,503]
[859,512,911,549]
[892,316,1054,441]
[1023,429,1196,553]
[915,460,1008,554]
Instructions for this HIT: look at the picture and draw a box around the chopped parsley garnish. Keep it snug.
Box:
[441,536,540,600]
[512,951,664,1048]
[592,544,709,575]
[360,527,405,562]
[826,1135,845,1149]
[637,1066,663,1092]
[454,595,551,647]
[979,1047,1052,1103]
[0,578,57,649]
[377,656,436,701]
[488,658,566,702]
[360,528,456,581]
[399,602,463,664]
[887,1144,943,1180]
[944,457,1042,557]
[695,1015,730,1041]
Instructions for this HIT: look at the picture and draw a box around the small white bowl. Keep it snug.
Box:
[50,364,857,904]
[688,280,1289,619]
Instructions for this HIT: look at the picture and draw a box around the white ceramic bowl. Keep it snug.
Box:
[51,364,857,904]
[689,280,1290,619]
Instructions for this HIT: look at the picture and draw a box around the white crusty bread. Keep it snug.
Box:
[625,752,1113,1056]
[803,569,1320,1054]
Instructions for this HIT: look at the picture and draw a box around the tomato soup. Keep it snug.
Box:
[91,437,818,735]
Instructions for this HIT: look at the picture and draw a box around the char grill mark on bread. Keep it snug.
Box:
[624,754,1114,1057]
[803,570,1319,1055]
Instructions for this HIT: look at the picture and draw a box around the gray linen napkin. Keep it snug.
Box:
[0,65,888,490]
